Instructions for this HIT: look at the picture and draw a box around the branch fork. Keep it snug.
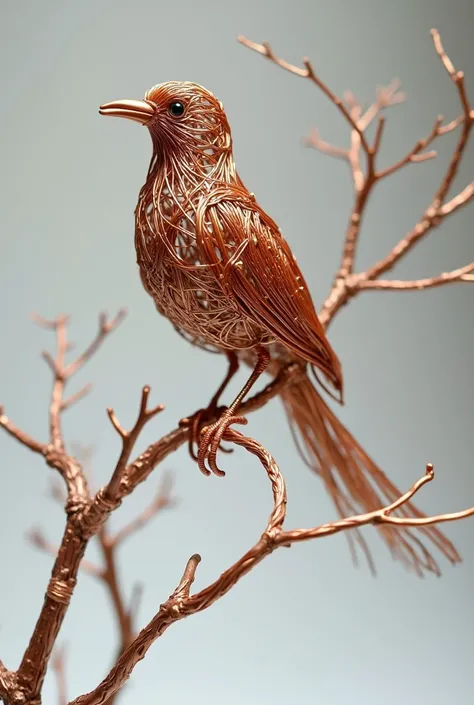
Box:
[238,29,473,324]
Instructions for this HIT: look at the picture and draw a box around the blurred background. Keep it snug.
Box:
[1,1,473,704]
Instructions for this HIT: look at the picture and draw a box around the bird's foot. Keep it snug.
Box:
[180,405,232,463]
[197,410,248,477]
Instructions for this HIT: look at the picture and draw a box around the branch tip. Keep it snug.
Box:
[174,554,202,599]
[31,312,70,330]
[107,407,126,438]
[61,384,93,412]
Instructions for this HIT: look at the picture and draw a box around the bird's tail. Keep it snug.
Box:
[279,368,460,575]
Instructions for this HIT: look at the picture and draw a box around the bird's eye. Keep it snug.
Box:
[168,101,185,117]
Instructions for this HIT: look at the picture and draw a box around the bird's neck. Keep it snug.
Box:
[146,140,238,191]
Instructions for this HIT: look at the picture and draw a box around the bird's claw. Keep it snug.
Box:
[197,411,247,476]
[180,405,230,462]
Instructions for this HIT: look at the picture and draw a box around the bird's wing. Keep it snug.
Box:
[195,183,343,394]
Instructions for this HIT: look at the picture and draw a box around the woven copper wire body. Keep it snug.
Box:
[134,82,342,390]
[103,80,456,569]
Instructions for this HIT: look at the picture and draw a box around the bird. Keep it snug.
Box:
[100,81,458,573]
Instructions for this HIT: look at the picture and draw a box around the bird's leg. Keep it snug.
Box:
[198,346,271,477]
[180,351,240,461]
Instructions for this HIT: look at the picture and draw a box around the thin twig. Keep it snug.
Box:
[239,30,473,327]
[105,386,164,500]
[112,473,175,546]
[358,80,407,131]
[51,645,68,705]
[363,29,473,284]
[61,385,93,412]
[277,465,474,544]
[236,35,371,154]
[358,262,474,291]
[0,408,45,454]
[439,181,474,215]
[1,312,126,503]
[27,529,103,578]
[64,310,127,378]
[305,128,349,160]
[376,115,444,178]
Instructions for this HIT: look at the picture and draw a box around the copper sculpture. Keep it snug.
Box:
[98,65,457,567]
[0,28,473,705]
[99,80,344,473]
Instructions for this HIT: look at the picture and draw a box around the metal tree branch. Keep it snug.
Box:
[0,313,127,703]
[66,437,474,705]
[105,386,164,499]
[112,473,175,546]
[26,448,175,705]
[0,323,298,704]
[1,310,126,508]
[358,263,474,291]
[6,297,470,705]
[115,362,302,499]
[238,29,473,328]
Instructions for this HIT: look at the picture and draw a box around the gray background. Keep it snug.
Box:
[1,1,473,704]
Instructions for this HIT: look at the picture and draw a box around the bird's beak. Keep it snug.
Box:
[99,99,155,125]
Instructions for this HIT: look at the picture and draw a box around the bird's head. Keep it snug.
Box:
[99,81,232,157]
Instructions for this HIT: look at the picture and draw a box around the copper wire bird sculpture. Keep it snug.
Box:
[100,82,457,568]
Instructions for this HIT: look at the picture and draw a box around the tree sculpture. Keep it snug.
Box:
[0,28,472,705]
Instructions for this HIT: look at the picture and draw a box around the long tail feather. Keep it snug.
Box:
[280,370,460,576]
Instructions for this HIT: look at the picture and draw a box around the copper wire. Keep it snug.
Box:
[134,81,342,394]
[108,80,459,568]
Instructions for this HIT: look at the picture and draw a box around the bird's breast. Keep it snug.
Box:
[134,190,274,353]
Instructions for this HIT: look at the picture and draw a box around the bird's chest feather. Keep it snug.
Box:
[133,181,270,351]
[134,183,221,308]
